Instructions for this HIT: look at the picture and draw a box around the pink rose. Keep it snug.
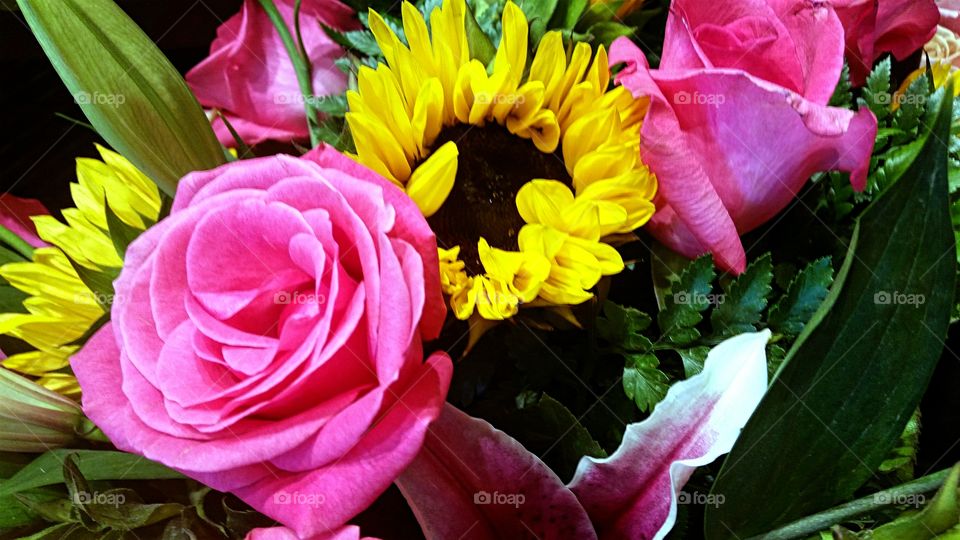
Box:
[186,0,355,145]
[610,0,878,273]
[837,0,940,85]
[71,147,452,538]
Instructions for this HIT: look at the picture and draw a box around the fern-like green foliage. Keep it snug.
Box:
[598,255,835,412]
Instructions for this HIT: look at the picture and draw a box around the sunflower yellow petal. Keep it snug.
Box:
[406,142,459,217]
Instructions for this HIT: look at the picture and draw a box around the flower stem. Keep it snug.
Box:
[752,468,953,539]
[257,0,321,147]
[0,224,36,260]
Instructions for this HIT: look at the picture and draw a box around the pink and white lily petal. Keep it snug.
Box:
[395,404,597,540]
[567,330,771,540]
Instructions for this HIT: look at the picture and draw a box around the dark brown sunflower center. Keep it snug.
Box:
[427,124,571,275]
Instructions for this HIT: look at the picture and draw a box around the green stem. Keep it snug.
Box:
[257,0,321,147]
[752,468,953,540]
[0,224,36,260]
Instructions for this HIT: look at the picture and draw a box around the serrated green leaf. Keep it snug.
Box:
[0,450,183,498]
[892,74,929,135]
[677,346,709,378]
[860,57,892,121]
[829,63,853,109]
[706,80,956,539]
[658,256,715,340]
[597,301,653,351]
[623,353,670,412]
[710,254,773,337]
[768,257,834,337]
[322,26,382,57]
[17,0,226,195]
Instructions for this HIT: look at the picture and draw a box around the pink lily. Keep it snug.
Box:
[395,331,771,540]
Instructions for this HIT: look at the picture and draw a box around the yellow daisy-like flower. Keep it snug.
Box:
[0,145,162,396]
[348,0,656,321]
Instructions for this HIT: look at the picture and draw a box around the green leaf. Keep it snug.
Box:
[322,26,382,57]
[83,489,184,531]
[518,0,559,44]
[768,257,834,337]
[710,253,773,337]
[17,0,226,195]
[705,81,956,539]
[0,450,183,498]
[622,353,670,412]
[66,259,117,311]
[677,346,709,378]
[892,74,929,136]
[548,0,588,31]
[103,200,145,261]
[878,409,921,483]
[512,392,606,480]
[464,2,496,65]
[829,63,853,109]
[597,300,653,351]
[0,492,42,528]
[658,256,715,343]
[587,21,636,48]
[860,57,892,121]
[870,463,960,539]
[0,285,30,314]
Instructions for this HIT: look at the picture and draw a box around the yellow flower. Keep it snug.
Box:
[0,145,161,396]
[348,0,656,320]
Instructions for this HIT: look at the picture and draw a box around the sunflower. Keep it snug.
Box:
[348,0,656,321]
[0,145,161,395]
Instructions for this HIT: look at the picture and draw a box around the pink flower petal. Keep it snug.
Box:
[0,194,48,248]
[610,37,877,273]
[395,404,597,540]
[568,331,771,540]
[186,0,354,145]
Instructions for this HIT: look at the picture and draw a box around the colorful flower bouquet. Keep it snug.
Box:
[1,0,959,538]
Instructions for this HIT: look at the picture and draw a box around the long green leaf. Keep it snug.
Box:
[0,450,183,498]
[17,0,225,194]
[705,85,956,537]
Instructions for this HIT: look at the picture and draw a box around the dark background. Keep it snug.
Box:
[1,1,959,537]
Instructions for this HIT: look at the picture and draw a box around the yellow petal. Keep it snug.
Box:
[515,179,574,229]
[494,2,528,90]
[406,142,459,217]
